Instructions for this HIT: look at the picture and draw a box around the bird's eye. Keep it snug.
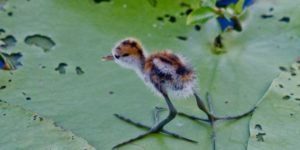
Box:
[122,53,129,57]
[114,55,120,59]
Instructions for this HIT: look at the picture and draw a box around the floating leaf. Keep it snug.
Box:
[187,6,217,25]
[248,62,300,150]
[0,101,96,150]
[0,0,299,150]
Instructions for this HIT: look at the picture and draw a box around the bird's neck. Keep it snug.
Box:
[134,54,146,79]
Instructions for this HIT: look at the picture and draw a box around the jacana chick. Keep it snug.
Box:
[103,38,198,146]
[103,38,256,150]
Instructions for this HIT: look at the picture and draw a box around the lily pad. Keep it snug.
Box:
[247,61,300,150]
[0,0,299,150]
[0,101,95,150]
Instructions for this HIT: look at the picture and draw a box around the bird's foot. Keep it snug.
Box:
[113,113,197,149]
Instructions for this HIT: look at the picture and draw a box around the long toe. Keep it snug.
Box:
[113,131,153,149]
[215,106,256,120]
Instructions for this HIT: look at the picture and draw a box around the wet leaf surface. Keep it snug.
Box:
[0,0,299,150]
[248,62,300,150]
[0,101,95,150]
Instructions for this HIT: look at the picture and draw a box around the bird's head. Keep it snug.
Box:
[103,38,146,70]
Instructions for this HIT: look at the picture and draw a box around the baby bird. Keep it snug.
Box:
[103,38,198,146]
[106,38,196,98]
[103,38,256,150]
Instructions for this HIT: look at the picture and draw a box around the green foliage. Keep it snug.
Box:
[0,0,299,150]
[234,0,245,14]
[0,101,95,150]
[247,62,300,150]
[187,0,253,33]
[187,6,217,25]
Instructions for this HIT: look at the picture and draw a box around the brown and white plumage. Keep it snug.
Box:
[103,38,197,98]
[102,38,256,150]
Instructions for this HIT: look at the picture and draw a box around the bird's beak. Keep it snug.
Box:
[102,55,114,61]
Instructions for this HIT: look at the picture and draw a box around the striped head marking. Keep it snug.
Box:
[111,38,146,70]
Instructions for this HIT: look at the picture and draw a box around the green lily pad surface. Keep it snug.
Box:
[0,101,95,150]
[0,0,299,150]
[247,61,300,150]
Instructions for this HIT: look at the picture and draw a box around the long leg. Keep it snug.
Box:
[113,91,197,149]
[150,92,176,132]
